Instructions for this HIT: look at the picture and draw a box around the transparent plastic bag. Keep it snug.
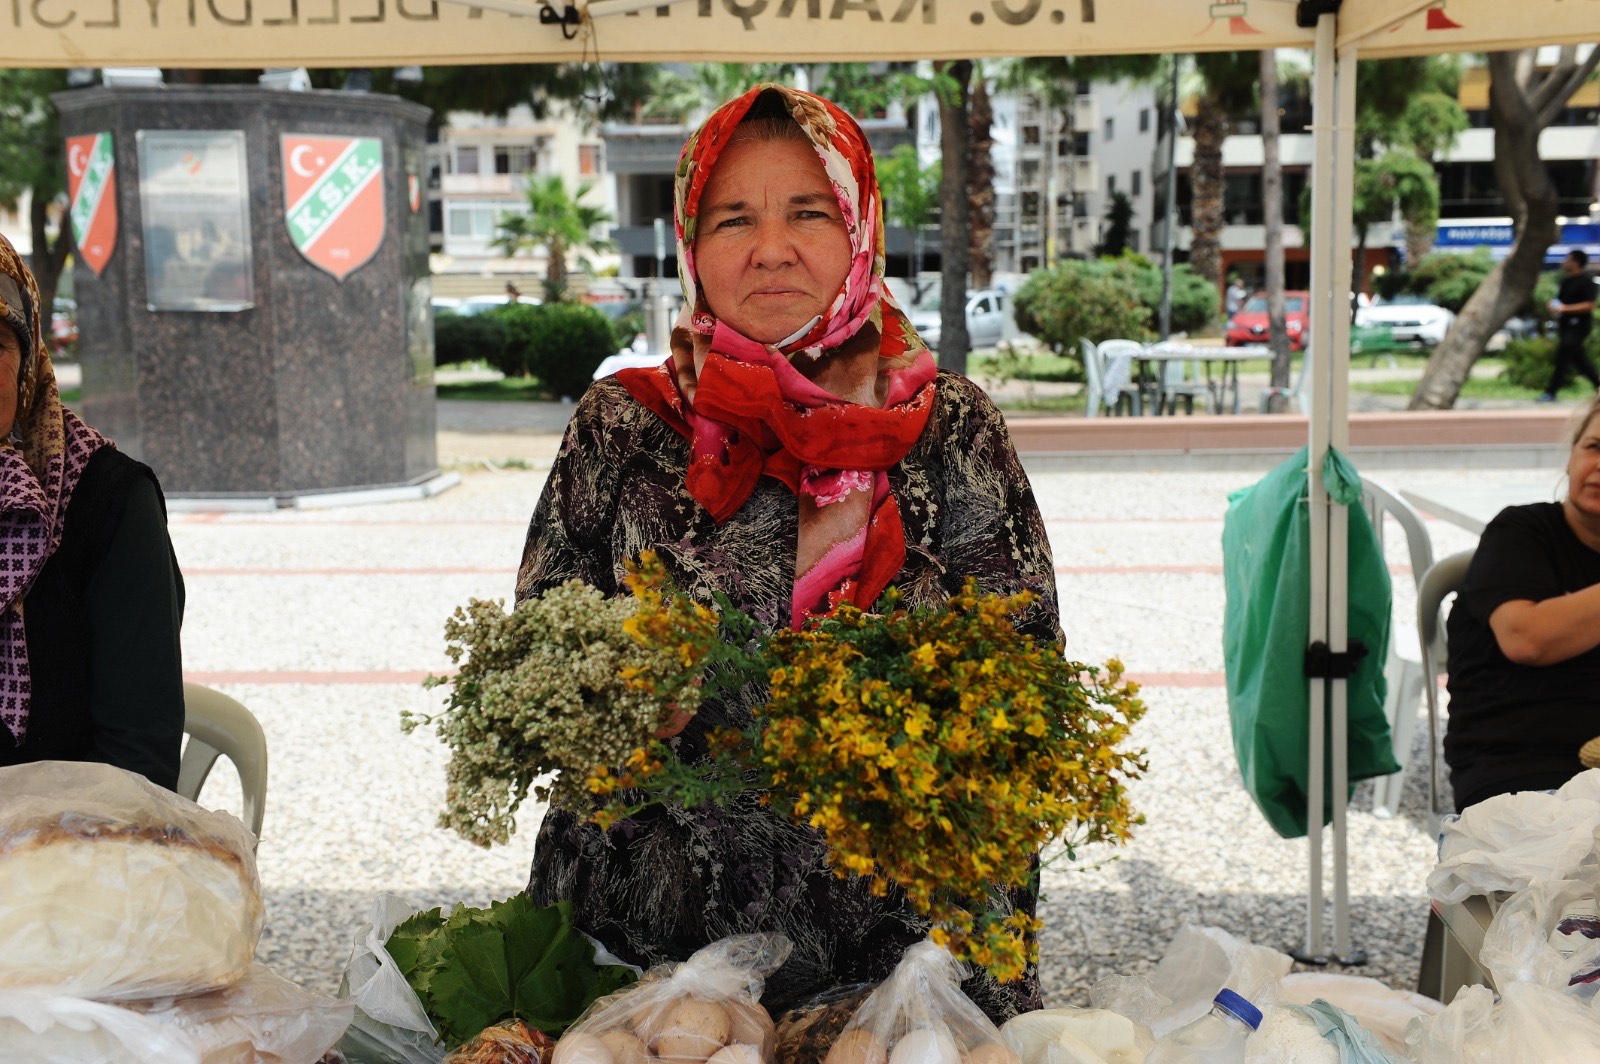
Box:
[0,989,204,1064]
[1427,791,1600,904]
[554,934,793,1064]
[1097,925,1289,1040]
[138,962,355,1063]
[1478,983,1600,1062]
[1403,984,1496,1064]
[999,1007,1146,1064]
[821,941,1014,1064]
[1286,1000,1404,1063]
[337,894,448,1064]
[1557,769,1600,804]
[1479,879,1600,1002]
[0,760,262,1001]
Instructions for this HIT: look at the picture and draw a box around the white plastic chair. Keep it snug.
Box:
[1362,478,1435,818]
[1096,339,1146,416]
[178,682,269,848]
[1147,341,1209,415]
[1079,337,1106,418]
[1417,550,1475,823]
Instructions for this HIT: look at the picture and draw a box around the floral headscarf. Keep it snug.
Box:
[618,84,939,627]
[0,233,110,742]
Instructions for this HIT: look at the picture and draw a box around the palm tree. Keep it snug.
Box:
[1186,52,1261,288]
[493,176,614,302]
[642,64,795,123]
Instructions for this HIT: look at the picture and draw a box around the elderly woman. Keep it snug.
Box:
[516,85,1058,1019]
[1445,394,1600,811]
[0,235,185,789]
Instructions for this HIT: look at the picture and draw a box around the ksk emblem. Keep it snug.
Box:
[66,133,117,276]
[282,135,386,280]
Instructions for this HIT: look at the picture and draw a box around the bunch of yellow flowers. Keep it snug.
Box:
[755,584,1146,983]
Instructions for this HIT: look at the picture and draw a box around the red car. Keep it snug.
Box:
[1226,290,1310,350]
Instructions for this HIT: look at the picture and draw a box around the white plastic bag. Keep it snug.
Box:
[338,894,448,1064]
[1557,769,1600,804]
[1098,925,1290,1040]
[1427,791,1600,904]
[1404,984,1496,1064]
[555,933,792,1064]
[999,1007,1145,1064]
[1276,973,1440,1054]
[1479,879,1600,1001]
[139,963,354,1063]
[0,989,203,1064]
[0,760,262,1001]
[822,941,1013,1064]
[1477,982,1600,1062]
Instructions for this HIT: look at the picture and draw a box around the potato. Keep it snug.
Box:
[889,1030,959,1064]
[654,998,731,1064]
[724,998,776,1059]
[825,1029,889,1064]
[707,1045,764,1064]
[600,1030,651,1064]
[555,1033,616,1064]
[961,1045,1020,1064]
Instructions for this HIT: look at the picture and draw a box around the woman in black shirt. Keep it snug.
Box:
[0,234,185,789]
[1445,394,1600,809]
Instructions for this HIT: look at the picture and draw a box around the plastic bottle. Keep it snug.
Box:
[1145,988,1264,1063]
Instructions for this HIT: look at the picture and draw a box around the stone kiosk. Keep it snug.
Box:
[54,85,442,503]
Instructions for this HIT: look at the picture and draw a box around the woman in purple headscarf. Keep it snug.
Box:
[0,233,185,788]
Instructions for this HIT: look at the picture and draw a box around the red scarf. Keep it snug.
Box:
[619,84,937,627]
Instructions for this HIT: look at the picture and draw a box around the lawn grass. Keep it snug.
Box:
[436,377,552,402]
[1356,374,1582,401]
[60,387,80,404]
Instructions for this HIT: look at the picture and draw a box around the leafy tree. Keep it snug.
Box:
[303,65,657,128]
[492,176,613,303]
[1413,47,1600,410]
[1095,193,1135,259]
[0,69,74,327]
[641,64,794,123]
[877,144,940,284]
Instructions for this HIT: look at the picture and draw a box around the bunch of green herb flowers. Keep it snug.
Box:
[406,552,723,847]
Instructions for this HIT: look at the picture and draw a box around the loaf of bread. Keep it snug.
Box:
[0,761,263,1000]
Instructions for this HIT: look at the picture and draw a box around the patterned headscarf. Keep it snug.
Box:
[619,84,938,627]
[0,233,110,742]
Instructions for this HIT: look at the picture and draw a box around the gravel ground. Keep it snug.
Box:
[168,452,1543,1004]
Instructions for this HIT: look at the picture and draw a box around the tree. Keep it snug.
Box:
[1095,193,1135,259]
[1186,52,1261,287]
[0,69,74,328]
[877,144,940,286]
[1412,47,1600,410]
[1260,49,1291,389]
[967,74,996,290]
[492,176,614,303]
[642,64,794,123]
[932,60,974,374]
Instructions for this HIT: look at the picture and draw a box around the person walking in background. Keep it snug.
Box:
[1539,249,1597,402]
[1225,275,1247,321]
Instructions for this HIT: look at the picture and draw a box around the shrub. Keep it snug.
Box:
[1499,332,1600,391]
[501,302,618,399]
[434,309,507,370]
[1014,260,1152,363]
[609,305,646,352]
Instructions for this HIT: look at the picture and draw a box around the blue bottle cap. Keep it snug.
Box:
[1212,988,1263,1030]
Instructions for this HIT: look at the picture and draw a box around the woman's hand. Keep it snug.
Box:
[1489,581,1600,666]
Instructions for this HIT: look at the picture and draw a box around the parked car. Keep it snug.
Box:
[50,297,78,357]
[1354,294,1454,347]
[907,288,1009,353]
[1225,291,1310,350]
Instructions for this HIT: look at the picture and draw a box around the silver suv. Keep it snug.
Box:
[907,288,1009,354]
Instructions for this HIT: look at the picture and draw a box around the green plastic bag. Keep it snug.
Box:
[1222,446,1401,839]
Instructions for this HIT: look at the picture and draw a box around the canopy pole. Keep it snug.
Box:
[1299,10,1338,966]
[1328,38,1363,966]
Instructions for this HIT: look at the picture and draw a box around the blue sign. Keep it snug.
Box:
[1424,221,1600,266]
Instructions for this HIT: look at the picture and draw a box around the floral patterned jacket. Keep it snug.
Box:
[516,371,1060,1021]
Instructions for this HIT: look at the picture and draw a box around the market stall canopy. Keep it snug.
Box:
[3,0,1594,69]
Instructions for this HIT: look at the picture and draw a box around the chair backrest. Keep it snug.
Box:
[178,682,268,847]
[1079,337,1104,418]
[1361,477,1435,592]
[1417,549,1475,819]
[1097,339,1145,360]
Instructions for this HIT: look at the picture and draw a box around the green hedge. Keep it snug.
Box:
[434,310,507,369]
[1499,332,1600,391]
[500,302,619,399]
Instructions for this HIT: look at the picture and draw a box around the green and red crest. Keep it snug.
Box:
[281,135,385,280]
[66,133,117,276]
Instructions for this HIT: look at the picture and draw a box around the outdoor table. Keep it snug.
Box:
[1418,892,1501,1004]
[1400,482,1556,534]
[1134,343,1258,416]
